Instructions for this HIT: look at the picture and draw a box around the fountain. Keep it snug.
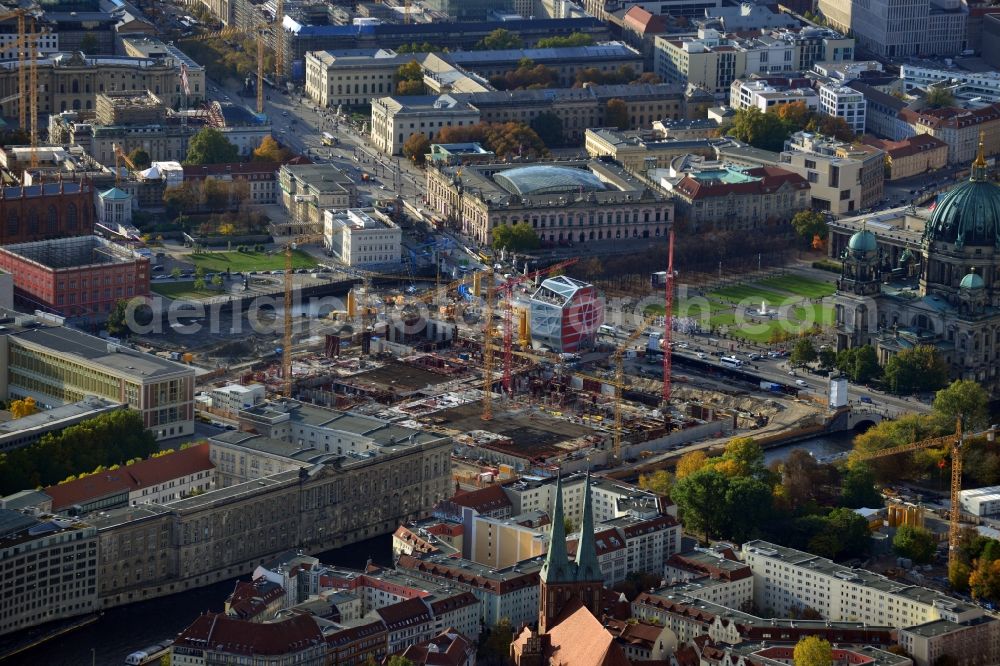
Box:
[756,299,770,317]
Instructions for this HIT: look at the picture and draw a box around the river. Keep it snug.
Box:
[7,432,858,666]
[6,534,393,666]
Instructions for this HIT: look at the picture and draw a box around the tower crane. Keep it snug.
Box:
[280,232,325,397]
[482,267,496,421]
[112,143,140,184]
[180,22,274,114]
[0,13,43,169]
[852,418,998,570]
[662,227,676,406]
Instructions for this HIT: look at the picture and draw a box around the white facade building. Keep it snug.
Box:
[208,383,265,418]
[960,485,1000,517]
[370,94,481,155]
[324,208,403,268]
[730,78,819,112]
[901,64,1000,104]
[819,84,867,134]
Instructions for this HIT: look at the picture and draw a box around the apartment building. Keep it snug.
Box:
[567,513,681,586]
[860,134,949,180]
[655,27,854,96]
[818,84,866,135]
[903,102,1000,164]
[0,510,98,637]
[729,78,819,113]
[323,208,403,268]
[779,131,884,214]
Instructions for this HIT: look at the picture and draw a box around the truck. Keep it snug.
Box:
[760,381,783,392]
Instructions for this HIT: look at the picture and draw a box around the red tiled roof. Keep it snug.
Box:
[429,591,478,615]
[395,554,539,594]
[674,166,808,201]
[861,133,948,159]
[623,6,668,34]
[376,597,432,629]
[449,484,511,514]
[666,553,752,582]
[912,102,1000,129]
[45,442,213,510]
[399,628,474,666]
[529,598,632,666]
[568,528,624,557]
[225,578,284,620]
[394,526,440,555]
[174,612,323,656]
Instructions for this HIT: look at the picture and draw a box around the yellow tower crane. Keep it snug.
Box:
[180,24,275,114]
[852,418,998,570]
[482,267,496,421]
[0,13,43,169]
[575,314,659,461]
[112,143,140,184]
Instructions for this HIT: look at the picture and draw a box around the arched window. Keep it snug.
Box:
[71,80,79,94]
[72,99,81,110]
[67,203,78,229]
[47,205,58,232]
[6,211,18,237]
[27,210,38,234]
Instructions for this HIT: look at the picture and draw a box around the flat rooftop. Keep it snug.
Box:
[0,236,136,269]
[208,431,338,465]
[0,396,120,437]
[7,325,192,381]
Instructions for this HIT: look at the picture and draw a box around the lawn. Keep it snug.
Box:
[791,304,835,328]
[186,250,317,273]
[759,275,836,299]
[709,285,788,307]
[151,281,219,300]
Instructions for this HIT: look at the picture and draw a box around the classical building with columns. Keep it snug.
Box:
[425,159,674,247]
[833,143,1000,395]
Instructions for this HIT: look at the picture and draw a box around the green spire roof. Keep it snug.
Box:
[574,472,601,581]
[541,475,573,583]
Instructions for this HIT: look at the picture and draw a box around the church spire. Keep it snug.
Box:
[972,130,988,182]
[541,475,571,583]
[574,472,601,581]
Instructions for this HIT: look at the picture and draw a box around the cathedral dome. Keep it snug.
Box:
[924,137,1000,249]
[960,269,985,290]
[848,228,877,255]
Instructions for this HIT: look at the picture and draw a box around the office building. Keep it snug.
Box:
[44,443,215,513]
[780,131,885,214]
[0,311,196,440]
[0,510,98,637]
[657,159,810,232]
[207,383,265,418]
[324,208,402,269]
[729,78,820,113]
[818,0,968,57]
[655,27,854,96]
[901,64,1000,105]
[426,159,674,246]
[0,396,122,453]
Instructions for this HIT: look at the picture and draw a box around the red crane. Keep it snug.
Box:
[662,228,675,406]
[498,258,579,394]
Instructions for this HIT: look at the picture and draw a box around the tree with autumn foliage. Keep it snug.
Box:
[436,121,547,160]
[675,450,708,479]
[10,396,38,419]
[252,135,292,163]
[793,636,833,666]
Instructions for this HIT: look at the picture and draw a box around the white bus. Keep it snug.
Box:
[720,356,743,368]
[322,131,335,146]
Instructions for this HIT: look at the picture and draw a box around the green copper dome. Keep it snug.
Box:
[924,138,1000,249]
[960,269,985,290]
[848,228,877,254]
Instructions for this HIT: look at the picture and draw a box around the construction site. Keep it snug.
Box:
[175,234,829,485]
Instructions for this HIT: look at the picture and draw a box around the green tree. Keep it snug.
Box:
[836,345,881,384]
[170,267,182,279]
[718,436,766,479]
[184,128,239,165]
[808,114,856,142]
[536,32,594,48]
[727,106,789,152]
[893,525,937,564]
[493,222,539,251]
[950,558,972,593]
[826,507,872,559]
[106,299,130,337]
[127,148,152,170]
[163,181,201,219]
[925,87,955,109]
[211,274,223,288]
[840,464,882,508]
[723,475,773,542]
[969,557,1000,602]
[818,348,837,369]
[638,469,673,496]
[476,28,523,50]
[794,636,833,666]
[530,112,564,147]
[932,379,990,431]
[884,345,949,395]
[80,33,99,55]
[396,60,425,95]
[403,132,431,165]
[605,98,630,130]
[387,657,415,666]
[791,338,817,366]
[671,467,730,541]
[791,210,828,243]
[477,618,515,663]
[194,277,206,290]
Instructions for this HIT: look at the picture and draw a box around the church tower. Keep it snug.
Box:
[538,474,604,633]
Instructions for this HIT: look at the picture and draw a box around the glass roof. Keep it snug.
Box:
[494,165,608,197]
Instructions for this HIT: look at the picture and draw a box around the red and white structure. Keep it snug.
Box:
[528,276,604,354]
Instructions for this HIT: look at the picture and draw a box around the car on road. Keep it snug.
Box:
[152,265,164,271]
[696,352,706,359]
[795,379,808,387]
[860,396,874,404]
